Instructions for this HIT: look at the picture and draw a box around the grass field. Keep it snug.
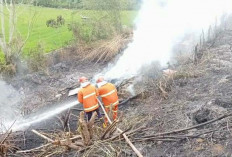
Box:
[4,5,137,56]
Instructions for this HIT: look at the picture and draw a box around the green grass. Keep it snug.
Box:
[1,5,137,56]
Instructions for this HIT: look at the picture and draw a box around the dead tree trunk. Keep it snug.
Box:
[87,111,97,139]
[194,44,198,64]
[78,111,97,146]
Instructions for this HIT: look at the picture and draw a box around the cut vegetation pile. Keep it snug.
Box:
[80,33,132,63]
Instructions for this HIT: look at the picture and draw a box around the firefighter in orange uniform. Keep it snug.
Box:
[96,76,119,127]
[78,76,103,121]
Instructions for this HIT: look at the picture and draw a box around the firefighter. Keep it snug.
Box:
[96,76,119,128]
[78,76,103,122]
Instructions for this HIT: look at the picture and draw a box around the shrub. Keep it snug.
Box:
[27,43,48,72]
[46,15,65,28]
[69,14,118,44]
[57,15,65,26]
[46,19,57,27]
[0,35,24,76]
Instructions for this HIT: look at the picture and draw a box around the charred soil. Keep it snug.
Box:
[2,27,232,157]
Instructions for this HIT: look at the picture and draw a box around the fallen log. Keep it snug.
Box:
[134,138,178,142]
[31,129,54,143]
[133,126,231,143]
[140,112,232,139]
[116,77,135,91]
[97,99,143,157]
[53,138,82,150]
[101,120,118,140]
[16,135,82,153]
[16,143,51,153]
[108,126,132,141]
[119,93,143,106]
[31,129,83,152]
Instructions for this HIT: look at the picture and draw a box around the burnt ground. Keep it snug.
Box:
[1,49,108,155]
[1,35,132,156]
[1,46,131,156]
[9,52,106,114]
[3,27,232,157]
[117,31,232,156]
[11,32,232,157]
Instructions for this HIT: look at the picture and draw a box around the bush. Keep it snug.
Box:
[32,0,140,10]
[0,63,16,76]
[46,19,57,27]
[27,43,48,72]
[46,15,65,28]
[0,35,24,76]
[69,12,121,44]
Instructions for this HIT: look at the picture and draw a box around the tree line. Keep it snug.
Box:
[30,0,141,10]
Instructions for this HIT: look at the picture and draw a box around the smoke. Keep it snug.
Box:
[103,0,232,80]
[0,80,22,132]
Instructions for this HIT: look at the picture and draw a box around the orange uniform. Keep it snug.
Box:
[78,84,99,113]
[98,82,119,124]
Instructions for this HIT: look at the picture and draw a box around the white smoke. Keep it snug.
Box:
[0,80,22,132]
[103,0,232,80]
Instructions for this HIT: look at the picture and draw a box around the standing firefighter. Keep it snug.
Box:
[96,76,119,128]
[78,76,103,121]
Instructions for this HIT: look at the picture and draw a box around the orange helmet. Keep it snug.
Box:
[96,76,104,83]
[79,76,88,83]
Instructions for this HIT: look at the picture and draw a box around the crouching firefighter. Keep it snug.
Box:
[78,76,104,123]
[96,76,119,128]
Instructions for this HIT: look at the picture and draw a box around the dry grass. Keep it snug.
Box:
[174,49,214,80]
[0,63,16,76]
[82,141,121,157]
[78,34,131,64]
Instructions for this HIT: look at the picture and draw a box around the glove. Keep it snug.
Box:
[103,123,107,129]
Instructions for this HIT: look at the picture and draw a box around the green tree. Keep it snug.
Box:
[0,0,36,74]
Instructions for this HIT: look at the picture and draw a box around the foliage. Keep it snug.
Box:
[46,15,65,28]
[0,63,16,76]
[27,43,48,72]
[0,35,24,76]
[0,5,136,72]
[68,16,116,43]
[83,0,122,32]
[120,0,141,10]
[12,6,136,55]
[31,0,141,10]
[46,19,57,28]
[68,0,125,43]
[32,0,83,9]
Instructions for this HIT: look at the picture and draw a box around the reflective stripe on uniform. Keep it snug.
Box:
[84,104,99,112]
[83,92,96,99]
[105,100,119,108]
[101,89,116,98]
[112,100,119,106]
[113,110,118,112]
